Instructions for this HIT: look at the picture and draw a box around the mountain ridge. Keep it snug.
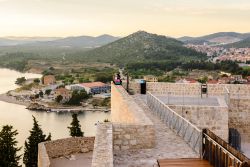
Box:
[0,34,120,48]
[73,31,206,64]
[178,32,250,45]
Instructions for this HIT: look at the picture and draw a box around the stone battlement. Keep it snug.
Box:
[111,84,153,125]
[111,84,155,151]
[124,82,250,96]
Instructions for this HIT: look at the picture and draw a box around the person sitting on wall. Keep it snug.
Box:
[113,73,122,85]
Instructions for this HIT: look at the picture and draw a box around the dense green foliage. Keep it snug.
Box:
[0,125,21,167]
[33,78,40,84]
[181,61,241,73]
[91,98,111,107]
[126,60,250,78]
[45,89,52,95]
[68,114,83,137]
[0,53,30,71]
[56,95,63,103]
[23,116,51,167]
[15,77,26,85]
[0,47,87,71]
[182,60,250,77]
[54,67,117,84]
[67,90,90,105]
[126,61,181,78]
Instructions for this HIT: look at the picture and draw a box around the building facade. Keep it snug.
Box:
[43,75,56,85]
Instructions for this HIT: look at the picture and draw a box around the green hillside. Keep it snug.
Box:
[0,31,206,72]
[75,31,206,64]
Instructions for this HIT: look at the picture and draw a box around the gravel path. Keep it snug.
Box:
[114,95,199,167]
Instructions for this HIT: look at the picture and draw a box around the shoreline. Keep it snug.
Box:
[0,93,29,107]
[0,93,111,113]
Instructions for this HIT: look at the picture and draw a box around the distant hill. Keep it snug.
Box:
[75,31,206,64]
[0,35,119,48]
[21,34,120,48]
[0,37,60,46]
[224,37,250,48]
[179,32,250,45]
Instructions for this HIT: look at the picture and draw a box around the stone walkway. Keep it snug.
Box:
[50,152,93,167]
[156,95,220,106]
[114,95,199,167]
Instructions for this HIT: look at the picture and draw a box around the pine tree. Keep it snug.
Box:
[23,116,51,167]
[68,113,84,137]
[0,125,21,167]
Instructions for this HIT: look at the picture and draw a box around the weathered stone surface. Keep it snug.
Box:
[229,98,250,143]
[124,82,250,97]
[92,123,113,167]
[38,137,95,167]
[111,84,153,125]
[169,104,229,141]
[111,84,155,152]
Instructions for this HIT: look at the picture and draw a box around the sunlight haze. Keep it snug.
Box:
[0,0,250,37]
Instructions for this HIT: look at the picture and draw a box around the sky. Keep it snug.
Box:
[0,0,250,37]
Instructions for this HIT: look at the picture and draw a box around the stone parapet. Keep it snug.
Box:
[111,84,155,151]
[92,123,113,167]
[124,82,250,97]
[111,84,153,125]
[38,143,50,167]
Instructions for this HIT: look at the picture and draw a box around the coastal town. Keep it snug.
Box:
[186,44,250,63]
[0,74,111,112]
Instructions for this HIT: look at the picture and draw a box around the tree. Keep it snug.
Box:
[39,91,44,98]
[45,89,52,96]
[0,125,21,167]
[56,95,63,103]
[33,78,40,84]
[23,116,51,167]
[67,90,89,106]
[95,73,113,83]
[68,114,83,137]
[34,94,39,99]
[15,77,26,85]
[49,67,55,70]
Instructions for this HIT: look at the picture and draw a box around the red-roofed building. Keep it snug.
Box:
[43,75,56,85]
[54,88,71,103]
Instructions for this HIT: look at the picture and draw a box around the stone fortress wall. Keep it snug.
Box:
[111,84,155,151]
[125,82,250,144]
[169,105,228,141]
[124,82,250,96]
[229,97,250,143]
[38,84,156,167]
[38,82,250,167]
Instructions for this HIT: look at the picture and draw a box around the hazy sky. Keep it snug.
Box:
[0,0,250,37]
